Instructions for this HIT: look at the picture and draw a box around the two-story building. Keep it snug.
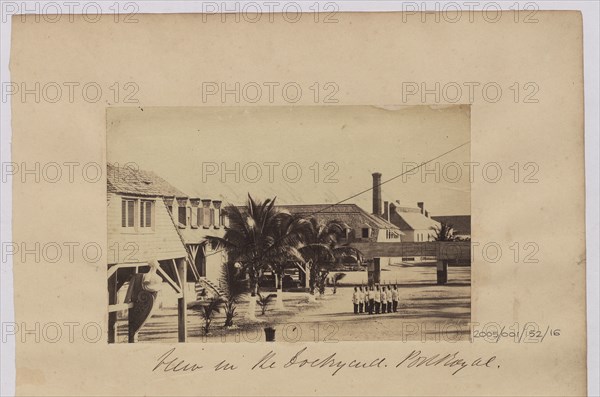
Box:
[370,171,440,243]
[276,203,403,246]
[383,201,441,242]
[106,163,226,342]
[268,203,403,288]
[168,196,228,292]
[276,203,404,271]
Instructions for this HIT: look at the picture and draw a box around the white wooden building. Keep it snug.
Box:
[106,163,226,342]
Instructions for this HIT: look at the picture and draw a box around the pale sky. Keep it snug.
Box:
[107,105,471,216]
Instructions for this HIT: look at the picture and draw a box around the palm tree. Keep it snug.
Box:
[432,222,457,241]
[298,217,362,299]
[256,292,277,315]
[195,296,225,335]
[431,222,457,284]
[331,272,346,294]
[220,261,247,327]
[267,213,307,309]
[206,195,305,320]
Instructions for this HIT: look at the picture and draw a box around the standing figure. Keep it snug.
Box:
[368,286,375,315]
[358,286,365,313]
[374,286,381,314]
[386,285,393,314]
[352,287,360,314]
[392,285,399,313]
[380,286,387,313]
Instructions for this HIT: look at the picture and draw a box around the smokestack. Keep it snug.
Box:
[417,202,425,215]
[372,172,382,215]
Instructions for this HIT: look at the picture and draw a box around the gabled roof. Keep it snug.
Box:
[275,204,402,232]
[107,163,187,198]
[432,215,471,235]
[393,209,440,231]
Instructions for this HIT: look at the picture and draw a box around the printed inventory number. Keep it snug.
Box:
[472,323,560,343]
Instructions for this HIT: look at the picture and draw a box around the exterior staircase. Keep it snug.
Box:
[195,277,224,300]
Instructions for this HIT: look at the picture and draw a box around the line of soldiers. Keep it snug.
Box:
[352,285,399,314]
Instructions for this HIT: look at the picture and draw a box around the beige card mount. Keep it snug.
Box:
[9,11,585,397]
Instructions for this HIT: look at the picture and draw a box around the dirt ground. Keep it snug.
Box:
[116,263,471,343]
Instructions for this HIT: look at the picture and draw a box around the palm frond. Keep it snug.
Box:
[332,273,346,283]
[431,222,457,242]
[256,292,277,315]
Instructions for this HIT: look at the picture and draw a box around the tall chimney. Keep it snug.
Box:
[372,172,382,215]
[417,202,425,215]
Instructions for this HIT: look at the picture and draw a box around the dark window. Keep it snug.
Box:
[121,200,126,227]
[178,206,187,226]
[362,228,370,238]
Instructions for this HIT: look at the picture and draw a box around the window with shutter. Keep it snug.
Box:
[146,201,152,227]
[190,207,198,228]
[221,212,229,228]
[122,199,136,229]
[140,200,153,228]
[214,208,220,228]
[126,200,135,227]
[203,207,210,228]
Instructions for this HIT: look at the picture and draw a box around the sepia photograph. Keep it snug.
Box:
[107,105,471,343]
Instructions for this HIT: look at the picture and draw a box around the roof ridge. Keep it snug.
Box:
[106,163,188,198]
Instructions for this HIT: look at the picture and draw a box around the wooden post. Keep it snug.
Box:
[177,258,187,342]
[108,272,118,343]
[436,260,448,285]
[305,263,310,289]
[373,258,381,285]
[443,260,448,283]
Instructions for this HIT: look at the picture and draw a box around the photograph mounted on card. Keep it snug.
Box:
[8,10,585,397]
